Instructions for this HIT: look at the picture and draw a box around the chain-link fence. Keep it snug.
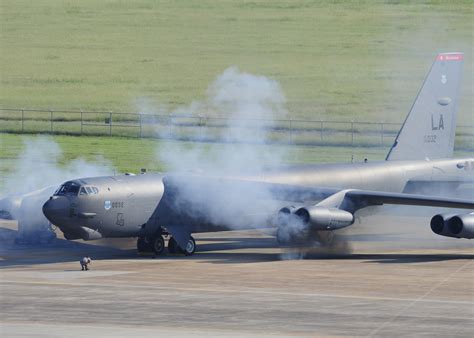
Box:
[1,108,473,150]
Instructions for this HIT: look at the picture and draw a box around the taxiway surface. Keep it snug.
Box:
[1,215,473,337]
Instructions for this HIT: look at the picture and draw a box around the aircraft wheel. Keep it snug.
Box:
[151,235,165,255]
[180,236,196,256]
[137,237,152,253]
[167,237,177,254]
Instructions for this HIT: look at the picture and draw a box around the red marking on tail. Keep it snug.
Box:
[437,53,464,61]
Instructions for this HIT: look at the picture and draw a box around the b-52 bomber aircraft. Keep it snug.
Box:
[43,52,473,256]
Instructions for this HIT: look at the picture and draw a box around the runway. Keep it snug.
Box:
[1,215,473,337]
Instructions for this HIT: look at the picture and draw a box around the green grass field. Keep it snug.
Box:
[1,0,472,123]
[1,1,472,191]
[0,132,385,190]
[1,132,473,191]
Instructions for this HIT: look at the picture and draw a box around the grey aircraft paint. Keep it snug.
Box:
[43,53,474,255]
[386,52,464,161]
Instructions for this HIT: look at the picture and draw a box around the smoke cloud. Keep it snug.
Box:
[0,136,114,242]
[2,136,113,197]
[160,66,288,174]
[154,67,289,231]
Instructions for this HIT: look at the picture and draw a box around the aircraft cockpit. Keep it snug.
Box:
[79,186,99,195]
[54,182,99,196]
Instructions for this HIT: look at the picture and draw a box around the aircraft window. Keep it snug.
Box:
[54,182,81,196]
[85,187,93,194]
[92,187,99,194]
[79,187,88,195]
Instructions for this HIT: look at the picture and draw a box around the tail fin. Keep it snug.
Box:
[386,52,464,161]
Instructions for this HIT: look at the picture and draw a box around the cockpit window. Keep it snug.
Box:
[75,186,99,196]
[54,182,81,196]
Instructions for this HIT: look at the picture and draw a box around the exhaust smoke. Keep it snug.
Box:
[0,136,114,244]
[148,67,356,257]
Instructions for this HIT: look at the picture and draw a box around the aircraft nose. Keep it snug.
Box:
[42,196,70,225]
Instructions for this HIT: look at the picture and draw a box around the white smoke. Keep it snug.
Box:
[155,67,289,230]
[2,136,113,197]
[161,66,288,174]
[0,136,114,241]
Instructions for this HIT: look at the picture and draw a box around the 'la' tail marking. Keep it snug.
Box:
[431,114,445,131]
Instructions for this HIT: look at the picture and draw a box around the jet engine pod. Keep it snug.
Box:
[294,206,354,231]
[430,213,458,238]
[275,205,309,245]
[447,213,474,239]
[278,205,298,215]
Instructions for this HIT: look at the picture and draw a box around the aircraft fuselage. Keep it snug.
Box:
[43,158,474,240]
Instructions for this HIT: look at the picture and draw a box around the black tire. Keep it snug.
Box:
[151,235,165,255]
[137,237,151,253]
[168,237,177,254]
[180,236,196,256]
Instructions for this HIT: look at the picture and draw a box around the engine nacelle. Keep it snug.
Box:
[430,213,474,239]
[430,213,457,238]
[294,206,354,231]
[447,213,474,239]
[275,205,354,245]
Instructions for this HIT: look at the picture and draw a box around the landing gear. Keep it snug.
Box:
[181,236,196,256]
[167,236,196,256]
[151,236,165,255]
[137,235,165,255]
[137,234,196,256]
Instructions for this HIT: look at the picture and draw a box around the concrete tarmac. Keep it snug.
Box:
[1,214,473,337]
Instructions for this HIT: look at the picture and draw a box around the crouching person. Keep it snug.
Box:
[80,256,92,271]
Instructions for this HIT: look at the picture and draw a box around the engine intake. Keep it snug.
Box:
[430,213,474,239]
[430,214,451,235]
[447,213,474,239]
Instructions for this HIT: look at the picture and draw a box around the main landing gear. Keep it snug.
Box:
[137,234,196,256]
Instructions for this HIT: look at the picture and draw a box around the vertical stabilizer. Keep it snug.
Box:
[386,52,464,161]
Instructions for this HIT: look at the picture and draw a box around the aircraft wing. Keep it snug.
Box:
[151,175,474,248]
[336,190,474,213]
[162,174,474,213]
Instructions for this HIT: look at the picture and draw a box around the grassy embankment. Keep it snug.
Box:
[1,132,473,191]
[1,1,472,189]
[1,1,472,122]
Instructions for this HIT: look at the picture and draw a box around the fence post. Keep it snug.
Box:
[139,113,142,138]
[50,110,53,133]
[199,115,202,140]
[351,121,354,147]
[80,110,83,135]
[21,109,24,132]
[109,112,112,136]
[289,119,292,144]
[381,122,384,146]
[169,114,173,139]
[320,120,323,142]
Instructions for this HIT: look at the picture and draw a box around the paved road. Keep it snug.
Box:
[1,216,473,337]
